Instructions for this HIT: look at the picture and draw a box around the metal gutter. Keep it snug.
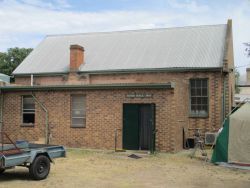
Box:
[78,67,223,75]
[13,72,68,77]
[12,67,223,77]
[238,85,250,87]
[0,83,174,92]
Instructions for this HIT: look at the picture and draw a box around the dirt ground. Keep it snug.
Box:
[0,149,250,188]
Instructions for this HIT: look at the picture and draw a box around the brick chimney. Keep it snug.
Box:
[70,44,84,71]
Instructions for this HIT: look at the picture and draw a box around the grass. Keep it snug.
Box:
[0,149,249,188]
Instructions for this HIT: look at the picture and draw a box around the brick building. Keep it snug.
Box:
[0,20,235,152]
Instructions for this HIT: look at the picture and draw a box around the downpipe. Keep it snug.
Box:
[0,91,3,132]
[31,93,49,145]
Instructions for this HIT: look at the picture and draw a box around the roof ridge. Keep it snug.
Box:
[46,24,227,38]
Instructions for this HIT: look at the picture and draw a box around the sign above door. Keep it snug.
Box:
[126,92,153,98]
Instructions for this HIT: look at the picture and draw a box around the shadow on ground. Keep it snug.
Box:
[0,170,32,181]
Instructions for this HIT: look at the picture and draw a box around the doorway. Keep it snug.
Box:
[123,104,155,152]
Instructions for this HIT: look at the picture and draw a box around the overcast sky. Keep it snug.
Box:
[0,0,249,74]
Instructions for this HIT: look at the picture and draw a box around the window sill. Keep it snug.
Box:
[70,126,86,128]
[189,115,209,118]
[21,123,35,127]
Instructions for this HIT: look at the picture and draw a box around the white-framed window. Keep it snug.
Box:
[71,95,86,128]
[22,96,35,124]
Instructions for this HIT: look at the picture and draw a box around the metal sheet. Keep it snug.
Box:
[13,24,227,75]
[0,73,10,83]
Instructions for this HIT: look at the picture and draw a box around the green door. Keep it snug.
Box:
[139,104,152,150]
[123,103,156,152]
[123,104,139,150]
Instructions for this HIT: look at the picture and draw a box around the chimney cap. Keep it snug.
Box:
[70,44,84,51]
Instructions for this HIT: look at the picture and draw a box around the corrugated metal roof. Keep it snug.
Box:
[235,94,250,103]
[13,24,227,75]
[0,73,10,83]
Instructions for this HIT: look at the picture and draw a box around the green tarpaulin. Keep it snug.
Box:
[211,118,229,163]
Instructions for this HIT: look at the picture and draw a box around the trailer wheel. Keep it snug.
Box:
[0,168,5,174]
[29,155,50,180]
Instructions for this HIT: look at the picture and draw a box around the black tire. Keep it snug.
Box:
[29,155,50,180]
[0,168,5,174]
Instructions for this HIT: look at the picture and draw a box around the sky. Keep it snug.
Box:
[0,0,250,76]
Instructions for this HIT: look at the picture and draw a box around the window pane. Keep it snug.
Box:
[23,97,34,104]
[197,97,202,105]
[197,105,201,111]
[202,79,207,87]
[72,102,85,110]
[23,97,35,110]
[72,96,85,103]
[72,110,85,117]
[191,97,196,105]
[196,88,202,96]
[23,114,35,123]
[23,103,35,110]
[202,88,207,96]
[72,118,85,127]
[196,80,201,87]
[72,97,86,106]
[72,96,85,108]
[202,97,208,105]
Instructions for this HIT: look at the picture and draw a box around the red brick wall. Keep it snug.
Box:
[15,76,64,86]
[4,71,225,152]
[2,89,175,151]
